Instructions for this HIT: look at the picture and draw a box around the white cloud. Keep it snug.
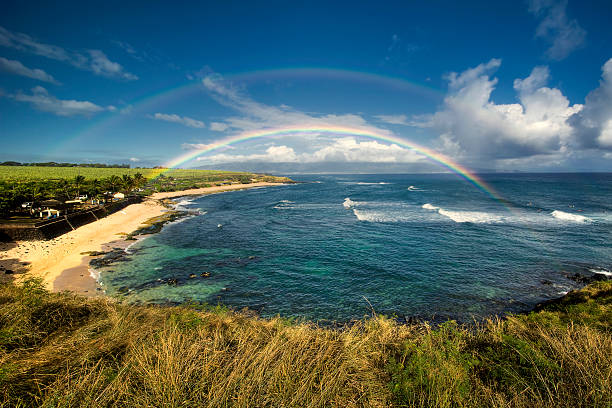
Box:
[375,114,409,125]
[0,56,60,84]
[569,58,612,149]
[129,157,140,162]
[0,26,137,80]
[152,112,205,128]
[424,59,582,161]
[528,0,586,60]
[201,74,393,136]
[9,86,115,116]
[88,50,138,80]
[181,142,235,151]
[209,121,229,131]
[302,137,422,163]
[199,138,423,164]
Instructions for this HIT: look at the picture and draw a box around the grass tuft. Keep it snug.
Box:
[0,280,610,407]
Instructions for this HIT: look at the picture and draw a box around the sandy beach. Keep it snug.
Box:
[0,182,285,294]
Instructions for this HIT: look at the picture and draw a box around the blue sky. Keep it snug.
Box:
[1,0,611,172]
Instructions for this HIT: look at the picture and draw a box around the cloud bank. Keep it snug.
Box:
[421,59,583,163]
[569,58,612,149]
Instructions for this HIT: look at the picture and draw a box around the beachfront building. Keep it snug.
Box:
[113,192,125,201]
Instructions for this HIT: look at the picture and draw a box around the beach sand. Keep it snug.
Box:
[0,182,285,295]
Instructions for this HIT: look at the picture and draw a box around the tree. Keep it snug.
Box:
[106,175,122,194]
[133,172,146,188]
[122,175,135,193]
[74,175,85,199]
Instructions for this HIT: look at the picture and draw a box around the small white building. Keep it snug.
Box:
[113,192,125,200]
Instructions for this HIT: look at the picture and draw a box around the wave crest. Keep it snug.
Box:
[551,210,591,223]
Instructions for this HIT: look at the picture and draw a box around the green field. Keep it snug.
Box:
[0,166,249,181]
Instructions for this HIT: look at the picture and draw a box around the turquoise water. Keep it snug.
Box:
[96,174,612,323]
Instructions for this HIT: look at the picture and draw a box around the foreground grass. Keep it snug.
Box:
[0,280,610,407]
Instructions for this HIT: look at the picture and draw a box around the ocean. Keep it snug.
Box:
[95,173,612,323]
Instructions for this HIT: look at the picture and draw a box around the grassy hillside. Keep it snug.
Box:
[0,280,609,407]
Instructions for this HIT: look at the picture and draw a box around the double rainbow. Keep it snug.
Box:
[153,125,505,203]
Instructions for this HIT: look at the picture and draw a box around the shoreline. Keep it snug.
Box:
[0,182,287,294]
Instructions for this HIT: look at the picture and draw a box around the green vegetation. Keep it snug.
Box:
[0,280,609,407]
[0,166,292,219]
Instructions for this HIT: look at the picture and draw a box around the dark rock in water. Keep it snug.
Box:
[221,287,229,291]
[167,278,178,286]
[566,272,610,284]
[541,279,552,285]
[201,271,211,278]
[189,273,197,279]
[4,270,13,275]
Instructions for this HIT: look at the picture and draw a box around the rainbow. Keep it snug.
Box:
[153,125,506,203]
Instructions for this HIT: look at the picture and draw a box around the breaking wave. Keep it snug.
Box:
[551,210,591,223]
[343,197,357,208]
[590,268,612,277]
[422,203,501,223]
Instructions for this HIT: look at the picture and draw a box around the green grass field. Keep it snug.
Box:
[0,166,249,181]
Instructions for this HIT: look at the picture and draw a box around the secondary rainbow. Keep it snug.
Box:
[154,125,506,203]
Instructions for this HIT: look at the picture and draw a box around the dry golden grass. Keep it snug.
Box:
[0,279,610,407]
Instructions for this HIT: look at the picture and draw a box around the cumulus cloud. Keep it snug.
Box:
[0,56,60,84]
[528,0,586,60]
[152,113,205,128]
[423,59,582,161]
[198,138,423,164]
[129,157,140,162]
[569,58,612,149]
[0,26,137,80]
[9,86,115,116]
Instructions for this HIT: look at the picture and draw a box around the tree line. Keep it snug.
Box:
[0,173,147,219]
[0,161,131,168]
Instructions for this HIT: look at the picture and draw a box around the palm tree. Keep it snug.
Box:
[133,172,146,188]
[106,175,122,193]
[122,174,135,193]
[74,175,85,199]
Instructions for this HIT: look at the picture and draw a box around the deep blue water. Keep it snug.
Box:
[96,174,612,323]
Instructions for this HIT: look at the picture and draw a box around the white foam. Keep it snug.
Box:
[407,185,422,191]
[590,268,612,276]
[89,267,101,282]
[422,203,500,223]
[124,240,138,254]
[356,182,391,185]
[352,209,401,222]
[273,200,296,209]
[343,197,357,208]
[437,209,502,223]
[551,210,591,223]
